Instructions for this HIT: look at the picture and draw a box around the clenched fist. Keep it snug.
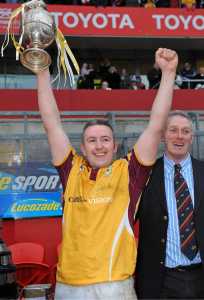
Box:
[155,48,178,73]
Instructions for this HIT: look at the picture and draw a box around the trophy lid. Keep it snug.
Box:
[25,0,46,10]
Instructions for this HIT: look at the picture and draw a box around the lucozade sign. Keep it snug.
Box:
[0,162,62,219]
[0,4,204,36]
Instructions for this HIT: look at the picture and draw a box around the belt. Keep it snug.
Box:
[165,263,202,272]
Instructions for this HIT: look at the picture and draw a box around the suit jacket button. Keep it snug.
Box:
[161,239,165,243]
[163,215,167,221]
[160,261,164,265]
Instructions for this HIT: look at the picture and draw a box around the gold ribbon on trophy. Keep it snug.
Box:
[1,0,79,87]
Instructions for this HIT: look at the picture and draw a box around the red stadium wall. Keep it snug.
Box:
[1,89,204,111]
[2,217,62,266]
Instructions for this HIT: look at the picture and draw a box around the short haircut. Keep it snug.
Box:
[82,120,115,142]
[168,110,192,121]
[166,110,193,129]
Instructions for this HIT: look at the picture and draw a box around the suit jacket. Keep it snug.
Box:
[135,156,204,299]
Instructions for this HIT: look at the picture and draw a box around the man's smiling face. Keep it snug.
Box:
[80,124,117,169]
[164,115,193,163]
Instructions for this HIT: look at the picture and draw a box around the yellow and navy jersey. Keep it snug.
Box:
[55,146,153,285]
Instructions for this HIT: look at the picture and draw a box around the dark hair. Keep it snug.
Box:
[82,120,115,142]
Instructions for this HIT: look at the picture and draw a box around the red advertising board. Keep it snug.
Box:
[1,89,204,111]
[0,4,204,37]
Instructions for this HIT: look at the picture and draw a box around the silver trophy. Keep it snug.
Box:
[20,0,55,73]
[1,0,79,86]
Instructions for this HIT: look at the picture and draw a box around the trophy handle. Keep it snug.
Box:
[20,48,51,73]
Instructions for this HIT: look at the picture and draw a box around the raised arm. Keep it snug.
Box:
[136,48,178,164]
[37,69,71,165]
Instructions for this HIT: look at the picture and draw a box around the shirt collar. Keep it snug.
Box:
[164,153,191,173]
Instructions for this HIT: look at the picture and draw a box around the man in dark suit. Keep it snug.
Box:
[135,110,204,299]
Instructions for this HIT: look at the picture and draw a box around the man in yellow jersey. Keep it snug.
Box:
[37,48,178,300]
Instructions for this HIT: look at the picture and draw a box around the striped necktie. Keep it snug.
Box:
[174,164,198,260]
